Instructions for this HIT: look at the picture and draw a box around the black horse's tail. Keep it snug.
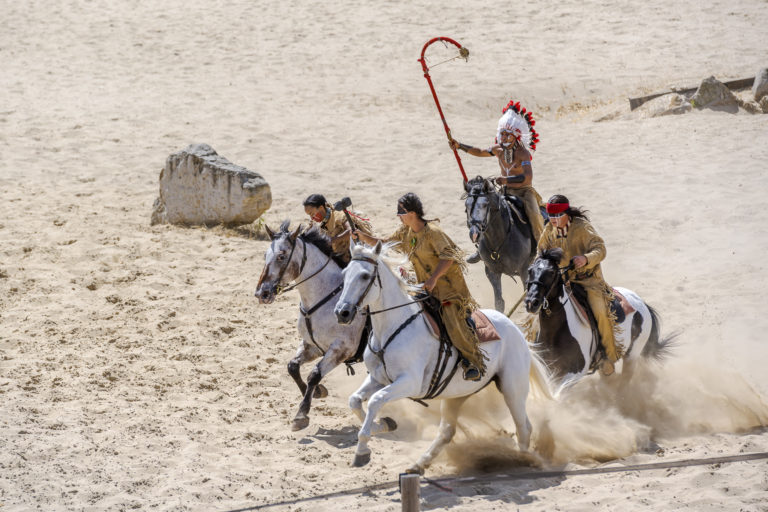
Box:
[641,303,679,361]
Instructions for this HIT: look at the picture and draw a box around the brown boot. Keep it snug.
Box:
[599,358,615,376]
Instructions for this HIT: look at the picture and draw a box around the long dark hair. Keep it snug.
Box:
[303,194,329,208]
[398,192,438,223]
[547,194,589,221]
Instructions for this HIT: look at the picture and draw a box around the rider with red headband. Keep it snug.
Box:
[303,194,373,265]
[537,194,621,376]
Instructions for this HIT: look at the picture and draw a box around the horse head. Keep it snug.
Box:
[255,220,303,304]
[334,241,383,324]
[464,176,500,243]
[525,248,565,314]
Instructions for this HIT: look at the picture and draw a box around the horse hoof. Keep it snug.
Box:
[405,464,425,475]
[381,416,398,432]
[313,384,328,399]
[291,416,310,431]
[352,452,371,467]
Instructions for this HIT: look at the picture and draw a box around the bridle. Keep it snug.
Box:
[465,181,512,261]
[526,260,574,313]
[345,254,428,315]
[267,233,332,296]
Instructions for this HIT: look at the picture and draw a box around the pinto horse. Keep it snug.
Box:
[334,242,554,474]
[525,248,675,385]
[255,221,367,431]
[464,176,538,312]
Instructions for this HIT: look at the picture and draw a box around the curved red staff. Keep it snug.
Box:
[418,37,470,183]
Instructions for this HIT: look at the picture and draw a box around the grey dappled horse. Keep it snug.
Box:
[255,221,367,431]
[464,176,538,312]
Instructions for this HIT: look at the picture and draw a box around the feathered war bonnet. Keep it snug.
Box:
[496,100,540,154]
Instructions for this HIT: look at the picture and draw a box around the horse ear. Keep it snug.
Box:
[289,225,301,241]
[264,224,276,240]
[374,240,382,255]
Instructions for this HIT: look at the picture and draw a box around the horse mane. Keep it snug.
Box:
[463,175,498,198]
[278,219,347,268]
[539,247,564,266]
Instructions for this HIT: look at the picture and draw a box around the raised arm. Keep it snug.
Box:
[449,138,496,157]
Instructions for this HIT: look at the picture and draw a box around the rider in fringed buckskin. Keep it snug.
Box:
[537,194,622,376]
[450,100,544,253]
[303,194,373,266]
[353,193,486,381]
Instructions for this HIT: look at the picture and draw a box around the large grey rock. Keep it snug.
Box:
[689,76,740,112]
[753,68,768,102]
[151,143,271,226]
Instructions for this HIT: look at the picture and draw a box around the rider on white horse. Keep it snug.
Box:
[352,193,486,381]
[537,194,621,376]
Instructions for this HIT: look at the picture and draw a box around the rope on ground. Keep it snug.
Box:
[223,451,768,512]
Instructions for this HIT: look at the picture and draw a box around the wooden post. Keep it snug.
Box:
[400,473,420,512]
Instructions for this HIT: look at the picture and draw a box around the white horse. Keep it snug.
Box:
[524,248,676,386]
[334,242,553,474]
[255,221,368,431]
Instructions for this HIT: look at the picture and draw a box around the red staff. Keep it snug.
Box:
[418,37,470,183]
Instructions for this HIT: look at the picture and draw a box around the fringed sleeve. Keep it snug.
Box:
[427,224,468,272]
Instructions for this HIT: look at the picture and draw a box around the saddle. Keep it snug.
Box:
[567,283,636,369]
[415,293,500,344]
[503,195,549,253]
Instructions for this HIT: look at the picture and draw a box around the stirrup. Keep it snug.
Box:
[466,251,481,264]
[461,359,481,381]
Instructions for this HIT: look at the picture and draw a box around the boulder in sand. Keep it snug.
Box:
[151,144,271,226]
[689,76,740,112]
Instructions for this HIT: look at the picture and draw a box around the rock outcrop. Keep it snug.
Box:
[689,76,740,112]
[753,68,768,102]
[151,144,271,226]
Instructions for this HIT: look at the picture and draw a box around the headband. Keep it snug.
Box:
[546,202,569,215]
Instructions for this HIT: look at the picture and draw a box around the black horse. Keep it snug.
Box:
[525,248,675,384]
[464,176,539,312]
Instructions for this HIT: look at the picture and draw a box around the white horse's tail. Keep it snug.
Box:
[528,350,556,401]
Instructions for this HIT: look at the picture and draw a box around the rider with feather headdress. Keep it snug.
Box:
[450,101,545,245]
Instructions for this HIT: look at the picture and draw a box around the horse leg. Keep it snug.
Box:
[348,376,397,435]
[352,377,415,468]
[485,266,505,313]
[499,369,533,451]
[408,396,469,475]
[291,340,345,431]
[287,342,322,397]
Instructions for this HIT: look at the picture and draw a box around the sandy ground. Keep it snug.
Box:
[1,0,768,510]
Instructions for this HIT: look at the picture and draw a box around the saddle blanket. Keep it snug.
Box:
[422,310,500,343]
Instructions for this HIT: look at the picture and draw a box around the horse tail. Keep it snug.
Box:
[641,303,679,362]
[528,349,556,401]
